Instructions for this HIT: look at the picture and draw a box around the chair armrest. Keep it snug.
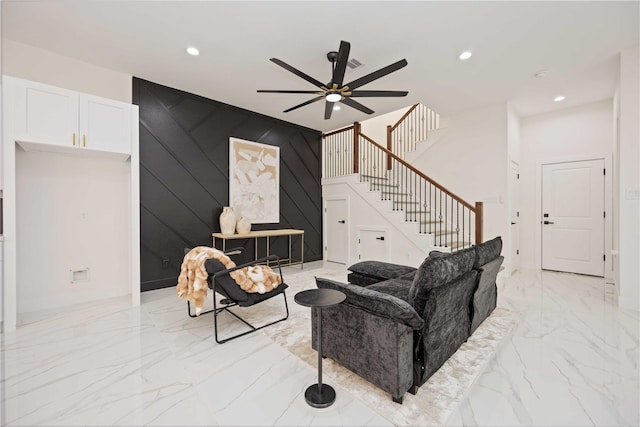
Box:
[223,246,245,256]
[316,277,424,330]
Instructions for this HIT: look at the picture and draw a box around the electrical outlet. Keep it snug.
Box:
[162,259,170,269]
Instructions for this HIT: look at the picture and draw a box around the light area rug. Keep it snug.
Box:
[225,267,518,427]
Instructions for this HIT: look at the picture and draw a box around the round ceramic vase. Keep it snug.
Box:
[236,216,252,234]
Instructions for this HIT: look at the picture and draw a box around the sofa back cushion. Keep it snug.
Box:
[473,236,502,269]
[408,247,475,316]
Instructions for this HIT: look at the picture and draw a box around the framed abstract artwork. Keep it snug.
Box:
[229,137,280,223]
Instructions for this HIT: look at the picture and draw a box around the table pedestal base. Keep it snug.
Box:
[304,384,336,408]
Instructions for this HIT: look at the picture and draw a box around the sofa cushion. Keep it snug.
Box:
[347,272,386,287]
[408,247,475,316]
[473,236,502,269]
[367,278,412,303]
[316,277,424,329]
[348,261,417,281]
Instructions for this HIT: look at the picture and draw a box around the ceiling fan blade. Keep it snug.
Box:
[341,97,374,115]
[283,95,324,113]
[332,40,351,87]
[257,90,323,94]
[349,90,409,97]
[270,58,325,89]
[324,100,334,120]
[346,59,408,90]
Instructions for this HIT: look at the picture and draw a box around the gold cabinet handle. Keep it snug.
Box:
[82,134,86,147]
[72,133,76,146]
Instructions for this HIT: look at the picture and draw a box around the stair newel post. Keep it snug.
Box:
[353,122,360,174]
[386,125,392,171]
[475,201,483,244]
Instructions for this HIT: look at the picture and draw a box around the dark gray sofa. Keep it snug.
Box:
[312,236,503,403]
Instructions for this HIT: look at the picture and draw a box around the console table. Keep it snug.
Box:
[212,229,304,269]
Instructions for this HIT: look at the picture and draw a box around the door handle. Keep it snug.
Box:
[338,220,345,224]
[543,221,555,225]
[376,236,385,241]
[511,222,516,225]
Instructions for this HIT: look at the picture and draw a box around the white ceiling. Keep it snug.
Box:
[2,1,638,132]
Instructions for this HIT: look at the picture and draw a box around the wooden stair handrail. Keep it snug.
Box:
[323,124,355,139]
[358,131,476,211]
[390,104,419,132]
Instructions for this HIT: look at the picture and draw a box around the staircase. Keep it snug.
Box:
[362,174,471,251]
[323,105,483,253]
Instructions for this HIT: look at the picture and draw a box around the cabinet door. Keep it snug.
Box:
[13,78,79,147]
[358,228,388,261]
[79,94,131,154]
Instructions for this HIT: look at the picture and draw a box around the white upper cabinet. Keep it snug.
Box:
[8,77,132,156]
[14,79,79,147]
[79,94,131,153]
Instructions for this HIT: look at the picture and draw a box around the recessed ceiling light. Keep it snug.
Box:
[458,51,472,60]
[333,105,341,111]
[554,95,566,102]
[186,47,200,56]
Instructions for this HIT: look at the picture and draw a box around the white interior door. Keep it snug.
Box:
[325,198,347,264]
[358,229,387,261]
[510,161,520,275]
[542,159,604,276]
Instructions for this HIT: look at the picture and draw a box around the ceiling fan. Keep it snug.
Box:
[257,40,408,120]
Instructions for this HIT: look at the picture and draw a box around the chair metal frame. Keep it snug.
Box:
[186,252,289,344]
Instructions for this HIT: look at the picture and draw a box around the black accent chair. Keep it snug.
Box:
[312,237,503,403]
[185,248,289,344]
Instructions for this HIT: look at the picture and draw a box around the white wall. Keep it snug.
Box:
[2,39,131,103]
[507,105,521,164]
[410,103,510,257]
[16,150,130,313]
[0,6,4,325]
[359,105,412,145]
[519,100,614,276]
[617,46,639,312]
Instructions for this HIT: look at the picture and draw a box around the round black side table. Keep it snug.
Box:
[294,288,346,408]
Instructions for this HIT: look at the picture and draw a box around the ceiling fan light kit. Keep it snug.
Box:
[257,40,409,120]
[325,93,342,102]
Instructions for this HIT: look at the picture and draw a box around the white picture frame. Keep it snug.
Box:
[229,137,280,223]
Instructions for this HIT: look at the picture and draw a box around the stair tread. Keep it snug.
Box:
[404,210,431,214]
[370,183,399,188]
[417,220,443,225]
[361,175,388,181]
[433,241,473,251]
[431,229,459,236]
[393,201,420,205]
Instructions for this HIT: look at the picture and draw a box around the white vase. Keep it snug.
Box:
[236,216,252,234]
[219,206,236,235]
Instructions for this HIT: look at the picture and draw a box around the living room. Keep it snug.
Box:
[1,1,638,426]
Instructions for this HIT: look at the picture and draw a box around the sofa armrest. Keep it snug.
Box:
[315,277,424,330]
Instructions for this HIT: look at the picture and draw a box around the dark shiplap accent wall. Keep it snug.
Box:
[133,78,323,291]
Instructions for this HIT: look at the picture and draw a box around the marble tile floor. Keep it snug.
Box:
[0,261,390,427]
[1,261,638,426]
[447,269,640,427]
